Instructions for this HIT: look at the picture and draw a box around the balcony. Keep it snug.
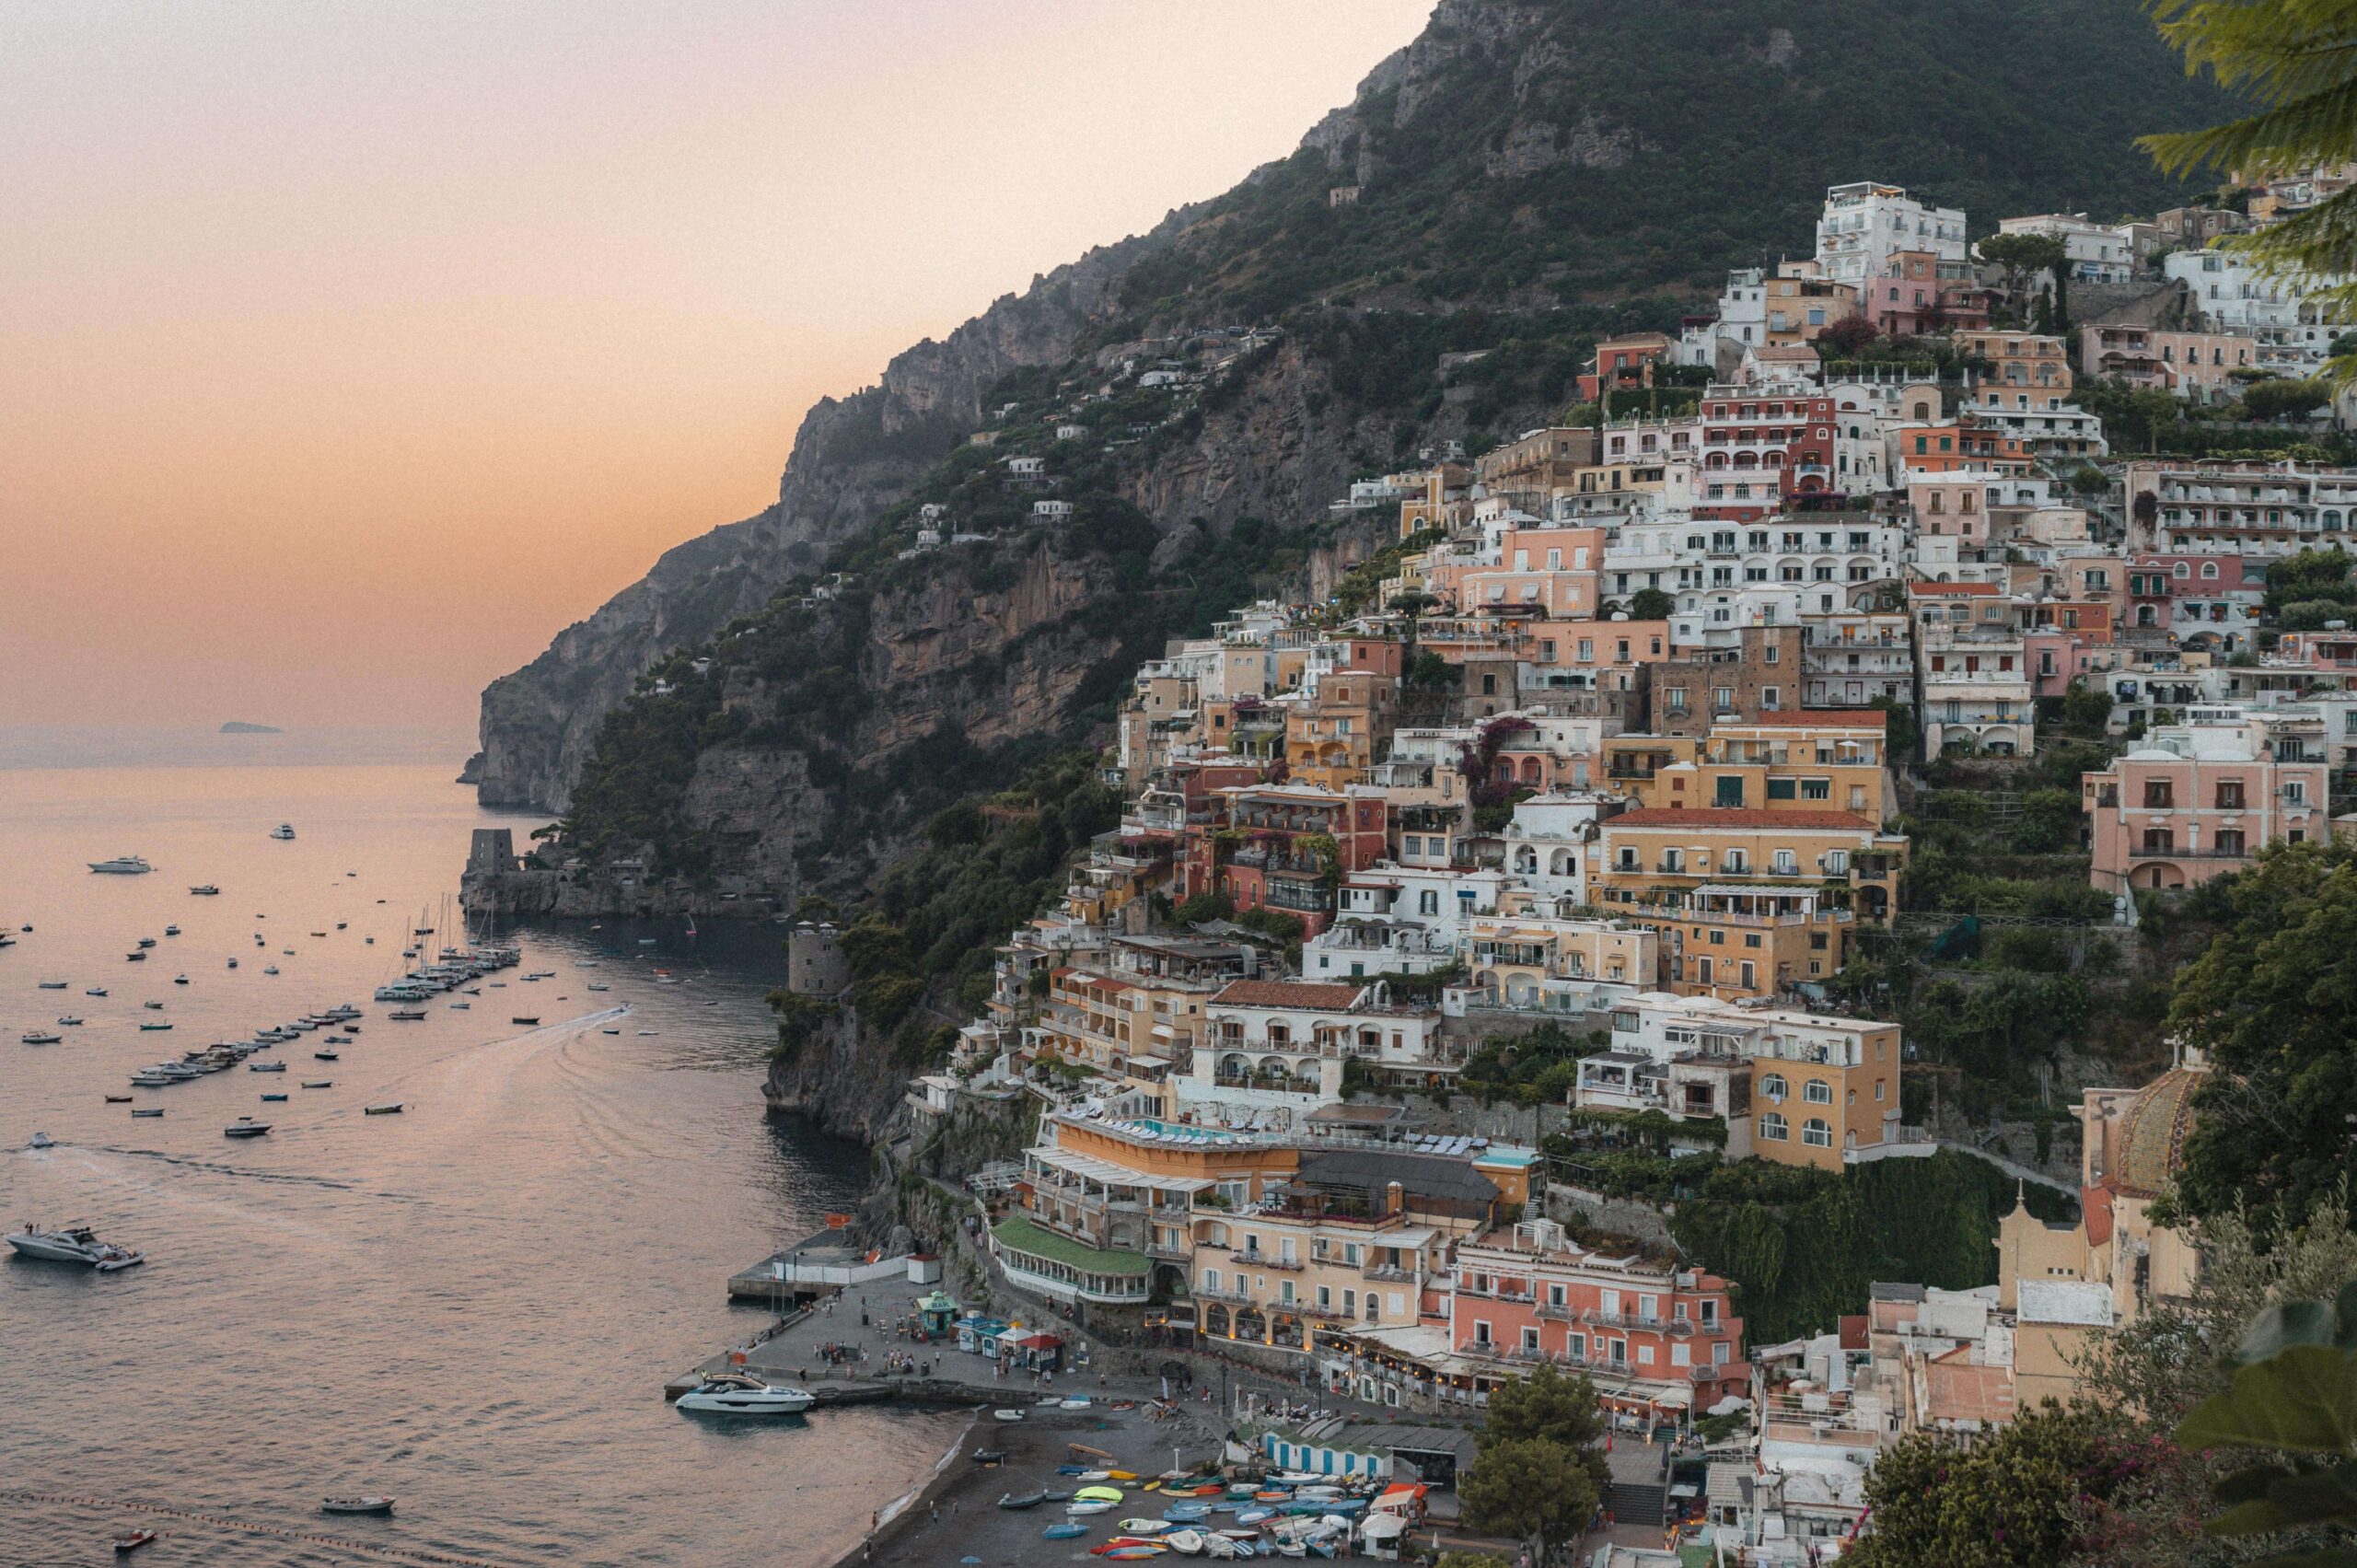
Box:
[2130,845,2251,860]
[1231,1251,1305,1272]
[1198,1283,1256,1305]
[1361,1264,1418,1283]
[1534,1300,1578,1321]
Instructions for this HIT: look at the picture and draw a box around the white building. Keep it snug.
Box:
[1996,213,2138,285]
[1817,181,1968,297]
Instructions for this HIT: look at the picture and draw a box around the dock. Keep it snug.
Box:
[725,1228,916,1305]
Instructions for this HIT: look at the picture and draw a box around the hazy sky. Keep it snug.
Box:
[1,0,1431,733]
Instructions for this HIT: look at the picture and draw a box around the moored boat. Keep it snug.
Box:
[674,1372,815,1415]
[224,1119,271,1138]
[319,1496,394,1516]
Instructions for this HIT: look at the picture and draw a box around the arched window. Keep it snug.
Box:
[2200,562,2221,579]
[1759,1112,1790,1142]
[1803,1079,1833,1104]
[1760,1073,1789,1099]
[1802,1118,1834,1148]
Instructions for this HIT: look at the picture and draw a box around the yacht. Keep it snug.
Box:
[269,823,296,841]
[8,1224,145,1270]
[190,885,219,896]
[89,855,154,875]
[674,1373,815,1415]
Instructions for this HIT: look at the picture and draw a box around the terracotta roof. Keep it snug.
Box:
[1838,1315,1869,1352]
[1607,807,1876,831]
[1211,980,1367,1010]
[1736,710,1890,729]
[1924,1349,2017,1426]
[2082,1183,2115,1247]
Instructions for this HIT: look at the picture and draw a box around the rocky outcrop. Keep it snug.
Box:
[762,1004,907,1141]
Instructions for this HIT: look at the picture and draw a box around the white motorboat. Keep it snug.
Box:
[29,1132,54,1149]
[20,1030,63,1045]
[8,1224,144,1270]
[224,1119,271,1139]
[319,1496,394,1516]
[164,924,180,936]
[269,823,296,841]
[89,855,154,875]
[190,884,219,896]
[674,1373,816,1415]
[85,988,109,997]
[57,1016,83,1027]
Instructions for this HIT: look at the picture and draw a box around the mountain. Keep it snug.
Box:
[474,0,2228,819]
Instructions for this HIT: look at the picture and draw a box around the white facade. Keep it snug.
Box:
[1996,213,2137,285]
[1817,181,1968,296]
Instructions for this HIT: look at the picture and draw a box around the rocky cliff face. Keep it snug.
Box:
[474,228,1191,812]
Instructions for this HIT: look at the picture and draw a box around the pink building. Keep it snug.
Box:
[2082,710,2328,891]
[2025,629,2125,698]
[1447,1217,1747,1421]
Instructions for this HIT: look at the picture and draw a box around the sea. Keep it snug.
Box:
[0,729,966,1567]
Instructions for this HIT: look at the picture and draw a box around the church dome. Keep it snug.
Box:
[2109,1065,2202,1199]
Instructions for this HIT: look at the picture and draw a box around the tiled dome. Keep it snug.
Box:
[2110,1067,2200,1199]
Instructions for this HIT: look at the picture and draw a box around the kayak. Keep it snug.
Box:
[1045,1524,1090,1540]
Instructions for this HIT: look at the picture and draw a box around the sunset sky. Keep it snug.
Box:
[0,0,1432,734]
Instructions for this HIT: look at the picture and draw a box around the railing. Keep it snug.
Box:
[1230,1251,1304,1272]
[1361,1264,1417,1283]
[1534,1301,1577,1321]
[2130,845,2249,859]
[1198,1284,1256,1305]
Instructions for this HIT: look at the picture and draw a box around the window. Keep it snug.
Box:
[1760,1073,1789,1099]
[1801,778,1830,801]
[1759,1111,1790,1141]
[1418,890,1438,916]
[1804,1079,1833,1104]
[1767,778,1797,800]
[2215,781,2244,810]
[2144,781,2175,808]
[1803,1118,1834,1148]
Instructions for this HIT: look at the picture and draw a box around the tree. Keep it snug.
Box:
[1820,314,1880,357]
[1979,232,2070,320]
[1406,649,1455,690]
[1482,1364,1611,1485]
[2240,377,2332,424]
[2165,842,2357,1228]
[1626,587,1675,621]
[2263,548,2356,617]
[1846,1402,2132,1568]
[2141,1,2357,385]
[1457,1437,1601,1554]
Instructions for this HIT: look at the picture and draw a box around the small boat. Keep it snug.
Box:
[365,1102,403,1115]
[448,1002,470,1010]
[972,1449,1007,1466]
[250,1061,285,1072]
[113,1527,157,1552]
[1117,1519,1174,1535]
[137,937,157,948]
[1165,1531,1207,1556]
[173,974,190,985]
[144,1000,165,1009]
[29,1132,54,1149]
[993,1408,1025,1422]
[104,1095,132,1103]
[1076,1488,1126,1504]
[586,982,609,992]
[1067,1502,1117,1516]
[303,1080,332,1089]
[320,1496,395,1516]
[511,1016,539,1026]
[601,1028,621,1035]
[164,924,180,936]
[125,951,145,962]
[89,855,154,875]
[313,1050,339,1061]
[131,1108,163,1118]
[675,1373,814,1415]
[57,1016,84,1027]
[269,823,296,841]
[20,1030,63,1045]
[262,967,279,975]
[261,1093,288,1102]
[999,1492,1048,1510]
[37,980,68,990]
[190,885,219,896]
[86,988,108,997]
[1046,1524,1090,1540]
[227,958,238,969]
[387,1009,425,1021]
[139,1023,173,1032]
[224,1120,271,1138]
[326,1035,351,1043]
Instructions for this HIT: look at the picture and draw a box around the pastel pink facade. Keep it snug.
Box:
[2083,714,2328,891]
[1447,1220,1747,1416]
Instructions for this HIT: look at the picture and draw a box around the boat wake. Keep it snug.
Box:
[1,1489,513,1567]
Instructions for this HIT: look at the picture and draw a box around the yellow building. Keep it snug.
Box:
[1284,669,1397,791]
[1589,807,1909,998]
[1630,713,1891,820]
[1028,966,1213,1079]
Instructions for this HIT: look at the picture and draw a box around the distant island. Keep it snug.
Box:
[218,721,283,734]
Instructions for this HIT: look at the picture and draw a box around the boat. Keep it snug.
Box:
[250,1061,285,1072]
[164,924,180,936]
[511,1016,539,1026]
[263,967,280,975]
[20,1030,62,1045]
[303,1080,333,1088]
[601,1028,621,1035]
[104,1095,132,1103]
[113,1527,157,1552]
[37,980,68,990]
[136,937,157,948]
[320,1497,395,1516]
[993,1409,1025,1422]
[144,1000,164,1009]
[448,1002,470,1010]
[29,1132,53,1149]
[173,974,190,985]
[269,824,296,841]
[1076,1488,1126,1504]
[131,1109,163,1118]
[57,1016,83,1027]
[387,1009,425,1020]
[190,885,219,896]
[313,1050,340,1061]
[1067,1502,1117,1516]
[972,1450,1007,1466]
[124,951,145,962]
[8,1224,144,1270]
[1045,1525,1091,1540]
[223,1120,271,1138]
[999,1492,1048,1510]
[86,988,108,997]
[139,1023,173,1032]
[1165,1531,1208,1556]
[326,1035,351,1043]
[261,1093,288,1102]
[586,983,609,992]
[1117,1519,1174,1535]
[227,958,238,969]
[365,1103,403,1115]
[89,855,154,875]
[674,1373,815,1415]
